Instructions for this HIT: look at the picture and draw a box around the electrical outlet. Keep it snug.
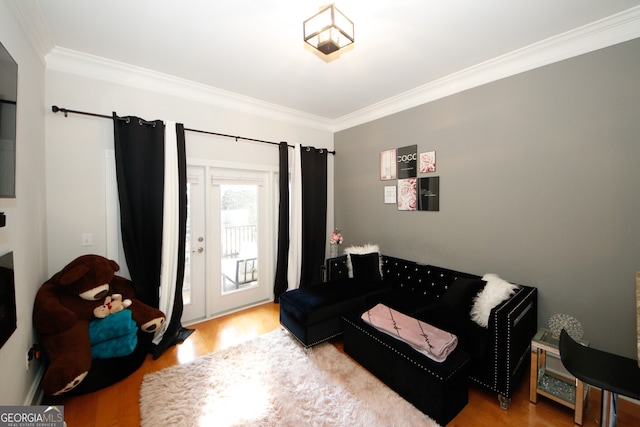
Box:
[81,233,93,247]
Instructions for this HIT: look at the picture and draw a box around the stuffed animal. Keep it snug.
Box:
[33,254,166,396]
[93,294,132,319]
[89,310,138,359]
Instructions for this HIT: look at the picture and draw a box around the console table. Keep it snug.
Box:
[530,328,588,425]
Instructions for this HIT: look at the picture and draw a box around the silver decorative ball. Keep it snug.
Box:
[548,313,584,341]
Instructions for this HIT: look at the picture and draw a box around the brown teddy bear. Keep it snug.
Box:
[33,254,166,396]
[93,294,132,319]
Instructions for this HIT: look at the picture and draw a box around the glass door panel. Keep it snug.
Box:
[182,166,206,323]
[209,170,271,315]
[220,184,259,294]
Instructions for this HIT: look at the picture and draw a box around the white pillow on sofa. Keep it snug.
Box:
[343,244,382,278]
[470,274,519,328]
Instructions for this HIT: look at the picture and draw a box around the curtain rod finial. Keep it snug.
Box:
[51,105,68,117]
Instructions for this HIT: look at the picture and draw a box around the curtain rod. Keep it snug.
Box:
[51,105,335,155]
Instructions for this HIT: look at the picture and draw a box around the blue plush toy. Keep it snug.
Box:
[88,309,138,359]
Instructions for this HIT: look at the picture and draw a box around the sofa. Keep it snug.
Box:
[279,253,538,412]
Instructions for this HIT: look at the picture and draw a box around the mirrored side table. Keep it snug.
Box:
[530,328,589,425]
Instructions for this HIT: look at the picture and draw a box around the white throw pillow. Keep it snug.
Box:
[343,244,381,278]
[470,274,519,328]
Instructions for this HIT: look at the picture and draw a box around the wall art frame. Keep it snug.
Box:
[380,149,397,180]
[420,151,436,173]
[384,185,396,204]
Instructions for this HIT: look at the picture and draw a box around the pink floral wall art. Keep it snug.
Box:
[397,178,417,211]
[420,151,436,173]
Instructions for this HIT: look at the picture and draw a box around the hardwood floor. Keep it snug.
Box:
[44,302,640,426]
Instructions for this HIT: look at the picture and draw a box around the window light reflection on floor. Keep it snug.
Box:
[218,324,261,349]
[176,337,197,364]
[197,378,270,426]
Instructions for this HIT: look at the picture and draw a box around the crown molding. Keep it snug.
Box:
[45,47,333,132]
[8,0,54,65]
[38,5,640,133]
[333,6,640,132]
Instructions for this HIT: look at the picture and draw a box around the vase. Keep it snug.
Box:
[330,245,338,258]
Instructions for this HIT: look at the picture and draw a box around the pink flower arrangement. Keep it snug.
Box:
[330,229,344,245]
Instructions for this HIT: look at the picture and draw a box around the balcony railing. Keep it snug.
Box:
[222,224,257,259]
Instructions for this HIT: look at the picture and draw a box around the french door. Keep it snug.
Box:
[181,166,206,322]
[182,165,273,323]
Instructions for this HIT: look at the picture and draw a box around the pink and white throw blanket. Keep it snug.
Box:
[361,303,458,363]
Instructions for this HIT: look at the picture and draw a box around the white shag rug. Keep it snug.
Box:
[139,328,440,427]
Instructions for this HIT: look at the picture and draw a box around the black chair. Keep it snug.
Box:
[559,329,640,427]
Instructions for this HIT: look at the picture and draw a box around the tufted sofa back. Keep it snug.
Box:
[381,255,480,300]
[325,255,349,281]
[326,254,479,301]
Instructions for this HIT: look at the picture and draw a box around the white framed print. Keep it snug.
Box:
[380,149,397,180]
[384,185,396,204]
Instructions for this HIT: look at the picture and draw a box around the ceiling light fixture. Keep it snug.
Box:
[303,4,354,55]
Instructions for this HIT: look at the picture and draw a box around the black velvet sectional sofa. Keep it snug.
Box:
[279,253,538,417]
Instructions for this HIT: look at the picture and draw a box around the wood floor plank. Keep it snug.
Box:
[43,302,639,426]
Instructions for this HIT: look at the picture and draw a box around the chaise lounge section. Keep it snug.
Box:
[279,255,388,347]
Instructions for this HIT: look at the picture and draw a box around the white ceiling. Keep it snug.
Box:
[16,0,640,127]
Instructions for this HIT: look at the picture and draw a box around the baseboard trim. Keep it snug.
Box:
[183,299,273,327]
[24,364,45,406]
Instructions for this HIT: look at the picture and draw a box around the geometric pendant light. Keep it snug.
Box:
[303,4,354,55]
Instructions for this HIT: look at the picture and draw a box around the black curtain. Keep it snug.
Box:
[113,115,191,358]
[273,142,290,302]
[113,114,165,307]
[299,147,328,288]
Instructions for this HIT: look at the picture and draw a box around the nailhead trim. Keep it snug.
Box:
[469,285,537,398]
[281,323,342,348]
[324,255,538,403]
[343,317,470,382]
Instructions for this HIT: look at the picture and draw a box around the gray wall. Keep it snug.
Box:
[334,38,640,357]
